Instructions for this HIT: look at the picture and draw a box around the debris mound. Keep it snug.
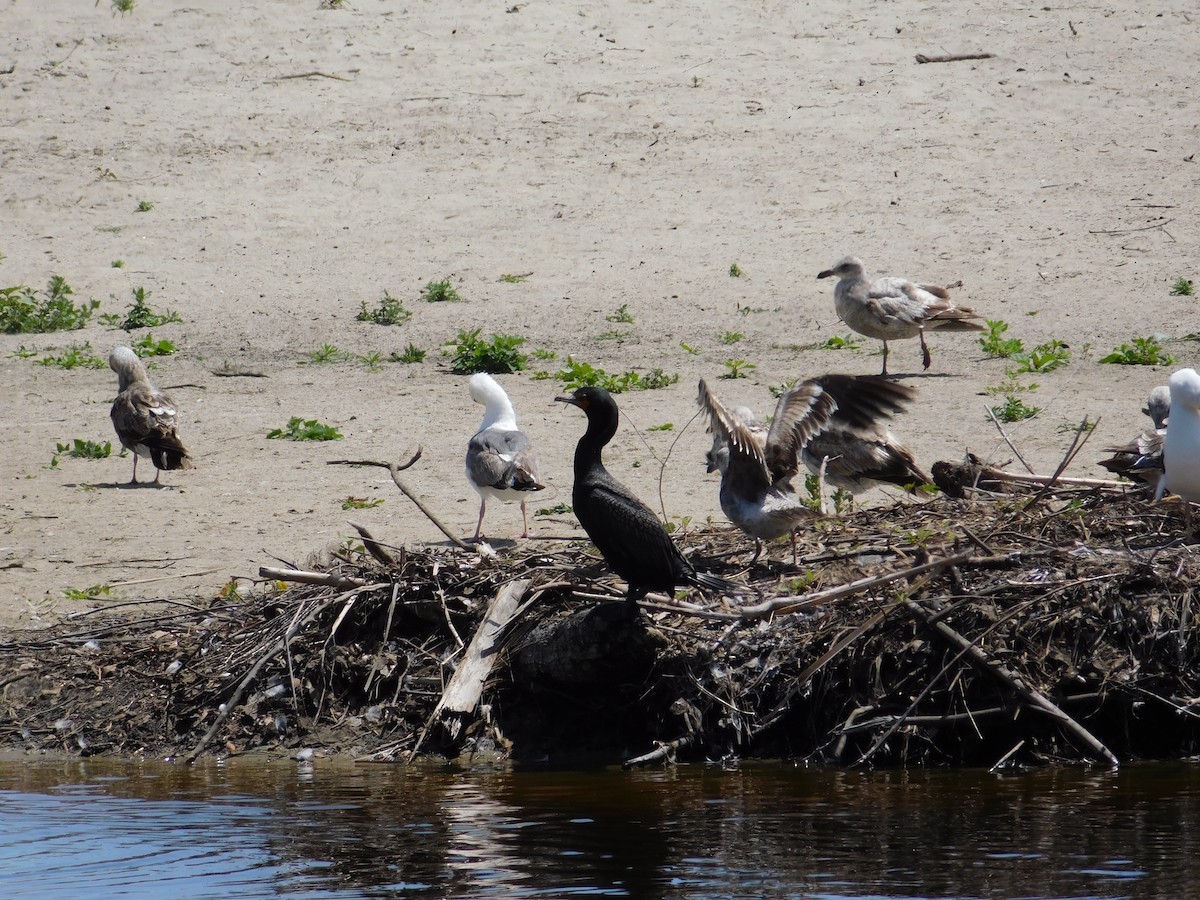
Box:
[3,485,1199,769]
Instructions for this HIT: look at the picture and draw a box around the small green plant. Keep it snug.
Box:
[356,291,411,326]
[111,0,134,13]
[554,357,679,393]
[133,333,177,357]
[1011,339,1069,373]
[606,304,635,324]
[359,351,383,371]
[531,347,557,361]
[802,473,853,515]
[1099,337,1175,366]
[596,329,635,342]
[0,277,98,334]
[306,343,349,364]
[820,334,862,351]
[390,344,427,364]
[1171,277,1194,296]
[96,225,125,234]
[11,345,38,359]
[680,341,701,355]
[135,200,154,212]
[109,287,183,331]
[718,331,744,345]
[787,571,818,592]
[729,263,743,278]
[342,496,384,510]
[52,438,113,465]
[36,343,105,369]
[536,502,573,516]
[985,371,1039,398]
[111,260,125,269]
[63,584,112,600]
[647,423,674,432]
[421,278,463,303]
[991,395,1041,422]
[722,359,756,379]
[448,328,527,374]
[769,378,801,399]
[499,273,529,283]
[979,319,1025,358]
[267,417,344,441]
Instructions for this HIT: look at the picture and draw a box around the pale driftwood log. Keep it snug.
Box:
[410,579,531,755]
[915,52,995,64]
[900,596,1120,768]
[258,566,368,589]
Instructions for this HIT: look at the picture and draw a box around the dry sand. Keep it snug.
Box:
[1,0,1196,627]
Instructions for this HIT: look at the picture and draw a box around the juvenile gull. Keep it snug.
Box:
[817,256,984,375]
[699,378,832,561]
[108,345,193,485]
[701,375,931,560]
[557,386,739,607]
[465,373,545,540]
[1098,385,1168,494]
[1163,368,1200,511]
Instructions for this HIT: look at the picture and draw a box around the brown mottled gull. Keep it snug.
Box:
[700,374,931,560]
[108,346,193,485]
[817,256,984,375]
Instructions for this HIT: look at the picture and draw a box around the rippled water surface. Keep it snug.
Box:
[2,757,1199,898]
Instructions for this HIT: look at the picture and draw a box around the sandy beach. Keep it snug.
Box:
[1,0,1195,626]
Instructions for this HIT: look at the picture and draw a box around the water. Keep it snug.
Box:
[1,756,1198,898]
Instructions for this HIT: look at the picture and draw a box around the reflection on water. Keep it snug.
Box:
[1,756,1198,898]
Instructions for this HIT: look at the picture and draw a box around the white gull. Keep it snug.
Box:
[1163,368,1200,510]
[465,373,545,540]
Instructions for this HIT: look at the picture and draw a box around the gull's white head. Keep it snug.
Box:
[469,372,517,428]
[1168,368,1200,413]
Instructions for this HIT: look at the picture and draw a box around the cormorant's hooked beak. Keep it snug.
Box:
[555,393,587,410]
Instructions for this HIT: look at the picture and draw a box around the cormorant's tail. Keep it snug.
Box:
[686,570,744,596]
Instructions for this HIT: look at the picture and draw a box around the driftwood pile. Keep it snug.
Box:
[3,473,1200,769]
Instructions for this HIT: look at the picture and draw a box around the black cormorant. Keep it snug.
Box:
[556,386,736,606]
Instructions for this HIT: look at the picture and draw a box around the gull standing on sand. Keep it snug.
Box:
[465,373,545,540]
[700,375,930,560]
[817,256,984,375]
[108,346,193,485]
[1163,369,1200,511]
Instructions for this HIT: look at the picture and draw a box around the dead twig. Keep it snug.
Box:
[328,451,472,550]
[915,52,995,64]
[623,734,694,768]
